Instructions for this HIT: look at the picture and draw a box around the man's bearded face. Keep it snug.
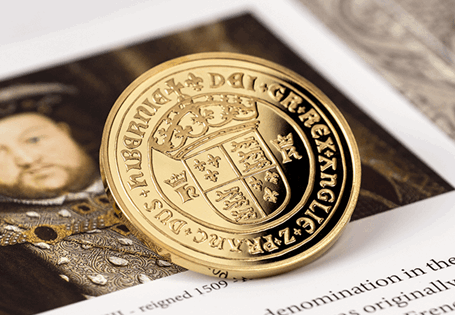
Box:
[0,113,96,199]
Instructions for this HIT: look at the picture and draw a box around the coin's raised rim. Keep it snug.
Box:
[100,52,361,278]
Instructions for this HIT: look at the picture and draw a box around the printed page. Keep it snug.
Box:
[300,0,455,140]
[0,1,454,315]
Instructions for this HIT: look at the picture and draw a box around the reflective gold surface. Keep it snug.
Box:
[100,53,361,278]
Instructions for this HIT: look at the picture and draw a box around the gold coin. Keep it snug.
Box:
[100,52,361,279]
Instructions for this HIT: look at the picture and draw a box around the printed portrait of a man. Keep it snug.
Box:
[0,83,183,315]
[0,112,97,202]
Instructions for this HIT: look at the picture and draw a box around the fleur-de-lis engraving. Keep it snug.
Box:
[174,125,193,139]
[247,176,263,190]
[264,171,279,184]
[193,159,206,171]
[184,73,204,91]
[207,154,221,168]
[204,169,219,182]
[263,187,279,203]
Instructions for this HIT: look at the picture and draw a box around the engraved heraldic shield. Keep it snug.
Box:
[149,94,291,225]
[101,53,361,279]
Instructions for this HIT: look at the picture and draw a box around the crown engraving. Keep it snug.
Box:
[164,171,188,188]
[163,170,199,203]
[271,133,302,164]
[150,94,259,159]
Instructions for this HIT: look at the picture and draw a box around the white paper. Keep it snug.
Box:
[41,191,455,315]
[2,1,454,314]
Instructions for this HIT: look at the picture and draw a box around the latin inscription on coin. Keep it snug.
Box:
[101,53,360,278]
